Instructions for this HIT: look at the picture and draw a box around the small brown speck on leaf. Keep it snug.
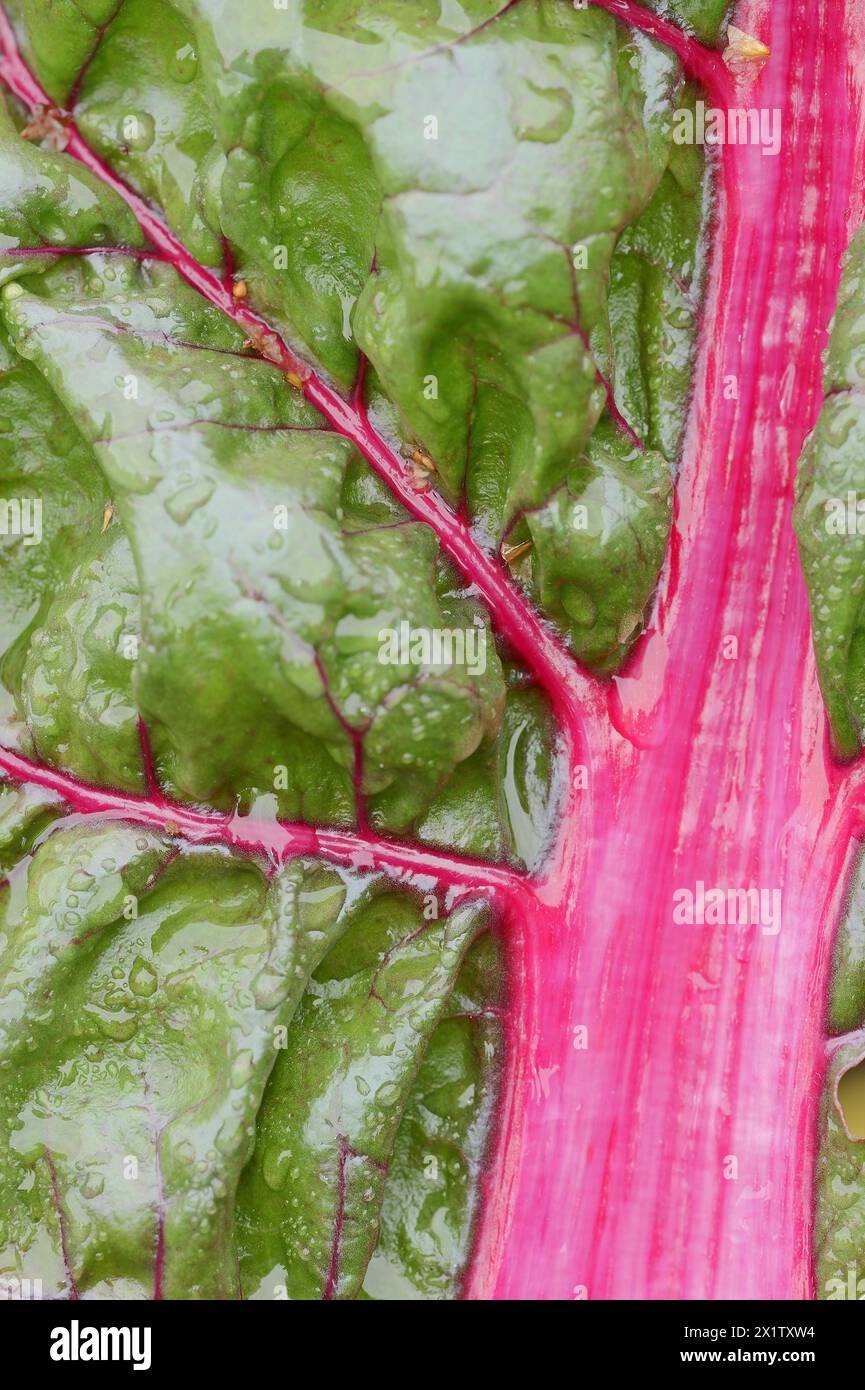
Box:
[723,25,770,73]
[410,448,435,473]
[241,326,285,366]
[21,105,71,151]
[501,539,533,566]
[100,503,114,534]
[403,445,436,491]
[402,444,436,490]
[231,279,248,300]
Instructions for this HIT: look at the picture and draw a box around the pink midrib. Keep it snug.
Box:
[0,0,862,1303]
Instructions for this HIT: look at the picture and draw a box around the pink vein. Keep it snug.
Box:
[323,1135,350,1300]
[44,1150,80,1299]
[66,0,127,111]
[0,244,166,262]
[137,715,162,801]
[0,743,526,903]
[589,0,732,105]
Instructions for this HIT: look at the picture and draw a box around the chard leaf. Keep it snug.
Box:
[0,321,139,774]
[0,781,63,872]
[0,90,141,269]
[4,0,714,667]
[521,435,673,673]
[795,227,865,758]
[0,255,506,827]
[819,849,865,1299]
[641,0,731,43]
[828,851,865,1036]
[0,822,378,1298]
[235,893,489,1300]
[416,676,557,870]
[362,933,502,1301]
[816,1039,865,1301]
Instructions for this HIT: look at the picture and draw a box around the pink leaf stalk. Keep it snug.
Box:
[1,0,864,1301]
[469,0,865,1300]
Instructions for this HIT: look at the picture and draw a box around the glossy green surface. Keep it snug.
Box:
[361,932,502,1301]
[1,256,509,826]
[643,0,731,42]
[816,1039,865,1301]
[4,0,711,668]
[0,819,501,1299]
[236,892,488,1299]
[796,227,865,758]
[819,844,865,1300]
[828,850,865,1036]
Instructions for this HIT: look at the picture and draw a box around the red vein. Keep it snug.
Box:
[137,715,162,801]
[0,244,165,262]
[44,1150,80,1300]
[589,0,732,105]
[0,742,526,903]
[66,0,127,111]
[323,1135,350,1300]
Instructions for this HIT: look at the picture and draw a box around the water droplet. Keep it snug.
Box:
[82,1171,104,1199]
[215,1118,245,1157]
[230,1049,254,1087]
[253,967,290,1011]
[129,956,157,998]
[375,1081,400,1108]
[262,1146,291,1191]
[96,1009,137,1042]
[173,42,198,83]
[164,476,215,525]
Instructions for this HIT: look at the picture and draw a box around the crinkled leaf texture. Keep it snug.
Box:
[4,0,712,671]
[802,226,865,1290]
[0,787,497,1298]
[0,0,718,1299]
[796,226,865,759]
[817,852,865,1300]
